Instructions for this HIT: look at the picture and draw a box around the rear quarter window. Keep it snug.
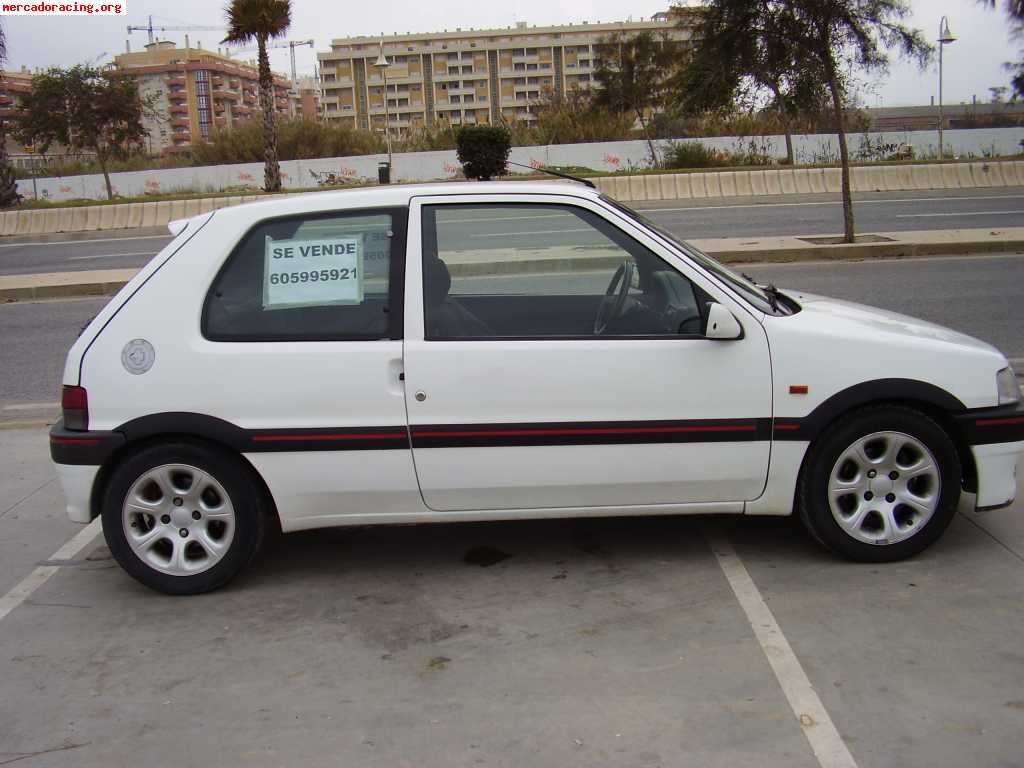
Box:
[202,208,407,341]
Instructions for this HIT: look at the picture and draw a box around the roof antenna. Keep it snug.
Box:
[506,161,596,188]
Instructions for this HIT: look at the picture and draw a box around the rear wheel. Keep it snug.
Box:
[102,442,267,594]
[798,405,961,562]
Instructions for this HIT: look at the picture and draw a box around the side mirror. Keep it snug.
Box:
[705,303,743,340]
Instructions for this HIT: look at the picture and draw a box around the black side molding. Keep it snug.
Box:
[954,402,1024,446]
[50,420,126,466]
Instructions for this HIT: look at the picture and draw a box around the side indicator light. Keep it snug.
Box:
[789,385,809,395]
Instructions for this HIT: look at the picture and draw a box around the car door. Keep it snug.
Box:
[402,193,773,512]
[197,206,421,529]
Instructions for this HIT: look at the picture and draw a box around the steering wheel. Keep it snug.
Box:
[593,260,636,335]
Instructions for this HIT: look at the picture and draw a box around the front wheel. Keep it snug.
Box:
[101,442,268,594]
[798,405,962,562]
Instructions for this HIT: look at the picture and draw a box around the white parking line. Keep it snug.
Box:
[704,525,858,768]
[0,517,102,624]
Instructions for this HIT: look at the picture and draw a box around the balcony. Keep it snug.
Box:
[165,75,186,86]
[169,103,188,115]
[170,118,191,129]
[212,89,240,101]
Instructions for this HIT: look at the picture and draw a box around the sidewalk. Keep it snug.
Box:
[1,227,1023,303]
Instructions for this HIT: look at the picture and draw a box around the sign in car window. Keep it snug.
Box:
[263,235,364,310]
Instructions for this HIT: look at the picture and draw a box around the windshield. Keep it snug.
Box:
[600,195,780,315]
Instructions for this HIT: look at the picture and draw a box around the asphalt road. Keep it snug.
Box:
[2,252,1022,422]
[2,189,1024,276]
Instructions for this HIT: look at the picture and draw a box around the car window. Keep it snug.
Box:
[421,203,705,339]
[203,209,405,341]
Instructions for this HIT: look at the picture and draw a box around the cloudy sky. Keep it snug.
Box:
[3,0,1020,106]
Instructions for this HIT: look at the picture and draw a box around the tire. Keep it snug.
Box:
[798,405,961,562]
[101,441,268,595]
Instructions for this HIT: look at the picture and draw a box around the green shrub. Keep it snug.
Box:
[191,118,382,165]
[456,125,512,180]
[397,123,460,152]
[661,140,777,170]
[661,141,730,169]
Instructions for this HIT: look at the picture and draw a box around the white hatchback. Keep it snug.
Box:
[51,182,1024,594]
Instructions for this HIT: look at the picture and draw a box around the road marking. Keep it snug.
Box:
[0,517,102,624]
[0,234,172,249]
[895,210,1024,218]
[2,402,58,411]
[67,251,158,261]
[704,525,858,768]
[639,194,1024,215]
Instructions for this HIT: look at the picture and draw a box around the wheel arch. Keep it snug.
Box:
[89,412,280,527]
[795,379,977,494]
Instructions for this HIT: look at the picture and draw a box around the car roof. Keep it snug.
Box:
[204,180,603,228]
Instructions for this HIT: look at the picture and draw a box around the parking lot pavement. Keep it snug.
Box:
[1,426,1022,768]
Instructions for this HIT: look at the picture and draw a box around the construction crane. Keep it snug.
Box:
[228,39,315,86]
[127,15,224,45]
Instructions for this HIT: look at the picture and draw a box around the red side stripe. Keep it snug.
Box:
[414,424,757,438]
[773,423,802,431]
[50,437,100,446]
[252,433,407,442]
[975,416,1024,427]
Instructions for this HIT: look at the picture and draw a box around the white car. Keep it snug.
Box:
[50,181,1024,594]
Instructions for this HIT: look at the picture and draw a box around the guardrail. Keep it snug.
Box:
[590,160,1024,202]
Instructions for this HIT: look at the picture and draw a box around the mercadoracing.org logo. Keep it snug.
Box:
[2,1,125,13]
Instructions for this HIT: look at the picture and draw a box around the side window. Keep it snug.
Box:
[204,209,405,341]
[421,204,705,339]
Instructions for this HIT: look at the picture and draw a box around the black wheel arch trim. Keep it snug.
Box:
[773,378,967,442]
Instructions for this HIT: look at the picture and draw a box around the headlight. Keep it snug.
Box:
[998,366,1020,405]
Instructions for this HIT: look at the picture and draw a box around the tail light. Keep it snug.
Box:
[61,386,89,431]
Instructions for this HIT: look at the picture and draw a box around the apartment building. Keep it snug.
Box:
[0,67,33,124]
[317,11,695,134]
[114,41,293,154]
[290,75,322,121]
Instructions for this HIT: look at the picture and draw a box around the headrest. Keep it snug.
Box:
[424,258,451,304]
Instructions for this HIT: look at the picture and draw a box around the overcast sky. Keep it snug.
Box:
[3,0,1020,106]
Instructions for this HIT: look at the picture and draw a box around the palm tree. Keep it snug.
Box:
[0,22,22,207]
[222,0,291,192]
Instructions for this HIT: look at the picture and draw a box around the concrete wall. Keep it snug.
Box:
[16,127,1024,203]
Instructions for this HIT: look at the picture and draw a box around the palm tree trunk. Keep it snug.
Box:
[0,124,21,207]
[825,55,855,243]
[257,36,282,192]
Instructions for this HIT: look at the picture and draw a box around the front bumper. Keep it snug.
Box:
[50,420,125,523]
[955,403,1024,511]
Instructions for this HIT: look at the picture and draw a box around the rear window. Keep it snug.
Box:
[203,208,406,341]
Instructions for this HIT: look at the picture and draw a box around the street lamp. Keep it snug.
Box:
[372,40,393,183]
[938,16,956,159]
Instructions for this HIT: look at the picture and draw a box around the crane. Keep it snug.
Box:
[127,15,224,45]
[228,39,314,86]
